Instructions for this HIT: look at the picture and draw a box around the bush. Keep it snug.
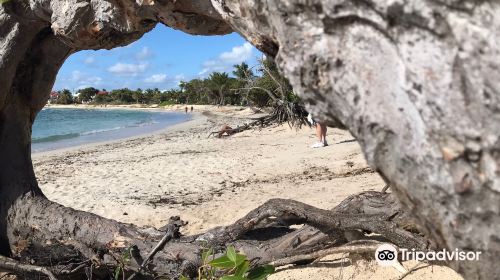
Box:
[159,100,177,106]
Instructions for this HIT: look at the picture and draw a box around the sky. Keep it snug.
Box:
[53,24,262,92]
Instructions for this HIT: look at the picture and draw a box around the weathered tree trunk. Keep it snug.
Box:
[5,191,425,279]
[1,0,499,279]
[0,0,230,256]
[0,21,72,256]
[212,0,500,278]
[0,0,229,274]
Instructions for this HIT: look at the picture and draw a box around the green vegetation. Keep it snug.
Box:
[113,247,132,280]
[51,58,298,109]
[76,87,99,103]
[187,246,275,280]
[54,89,74,104]
[107,246,274,280]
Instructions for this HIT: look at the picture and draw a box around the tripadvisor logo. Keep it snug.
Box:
[375,243,482,266]
[375,244,398,266]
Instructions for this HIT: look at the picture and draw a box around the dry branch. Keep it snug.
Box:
[270,240,382,267]
[127,219,181,280]
[0,255,57,280]
[208,103,309,138]
[381,185,390,193]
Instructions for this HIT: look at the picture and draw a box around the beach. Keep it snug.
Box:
[32,105,462,280]
[33,106,190,152]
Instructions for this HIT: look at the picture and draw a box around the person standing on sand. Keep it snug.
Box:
[191,106,193,113]
[308,113,328,148]
[185,106,188,114]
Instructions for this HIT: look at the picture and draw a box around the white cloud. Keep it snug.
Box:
[108,63,148,77]
[84,56,96,65]
[144,73,167,83]
[136,47,153,60]
[219,42,253,64]
[199,60,227,75]
[69,70,102,88]
[199,42,254,76]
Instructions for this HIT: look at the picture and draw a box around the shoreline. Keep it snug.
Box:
[32,111,203,157]
[34,104,259,155]
[44,103,249,112]
[31,113,203,158]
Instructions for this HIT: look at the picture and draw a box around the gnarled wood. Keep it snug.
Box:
[0,0,230,258]
[213,1,500,278]
[1,0,499,279]
[5,191,423,279]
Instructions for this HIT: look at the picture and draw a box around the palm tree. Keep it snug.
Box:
[234,62,277,107]
[183,79,209,104]
[208,72,234,106]
[232,62,254,80]
[178,80,187,92]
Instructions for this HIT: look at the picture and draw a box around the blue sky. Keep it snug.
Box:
[54,25,262,91]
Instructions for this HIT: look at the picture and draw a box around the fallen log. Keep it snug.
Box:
[4,191,428,279]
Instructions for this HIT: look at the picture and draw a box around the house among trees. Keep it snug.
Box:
[49,89,74,104]
[48,91,59,104]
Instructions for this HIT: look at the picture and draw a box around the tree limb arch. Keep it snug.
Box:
[1,0,499,279]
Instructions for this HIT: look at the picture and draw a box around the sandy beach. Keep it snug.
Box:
[32,105,462,280]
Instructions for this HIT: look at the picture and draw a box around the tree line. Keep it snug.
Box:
[51,58,299,108]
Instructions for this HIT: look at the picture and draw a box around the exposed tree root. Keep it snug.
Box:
[0,255,56,280]
[208,102,309,138]
[4,191,430,279]
[269,240,382,267]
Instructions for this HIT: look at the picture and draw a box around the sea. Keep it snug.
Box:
[32,108,190,153]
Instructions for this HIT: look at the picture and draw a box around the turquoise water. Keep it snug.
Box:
[32,108,190,152]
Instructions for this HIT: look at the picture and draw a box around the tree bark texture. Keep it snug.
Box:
[6,191,425,279]
[0,0,499,279]
[212,1,500,278]
[0,0,230,256]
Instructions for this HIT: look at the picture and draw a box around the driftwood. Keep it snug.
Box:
[2,191,427,279]
[208,124,251,138]
[209,103,310,138]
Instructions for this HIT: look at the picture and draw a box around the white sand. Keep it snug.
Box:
[32,105,462,280]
